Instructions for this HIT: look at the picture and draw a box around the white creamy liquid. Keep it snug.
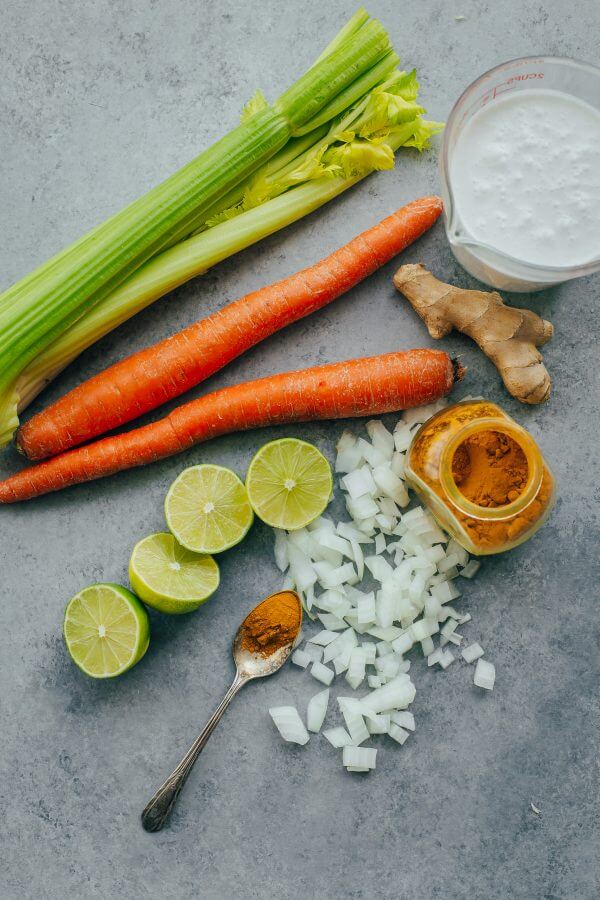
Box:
[450,89,600,267]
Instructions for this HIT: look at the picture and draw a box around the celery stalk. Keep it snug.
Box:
[0,10,394,445]
[16,117,442,413]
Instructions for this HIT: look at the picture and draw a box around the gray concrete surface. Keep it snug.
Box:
[1,1,599,897]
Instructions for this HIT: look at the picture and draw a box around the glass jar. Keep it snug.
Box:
[404,400,556,555]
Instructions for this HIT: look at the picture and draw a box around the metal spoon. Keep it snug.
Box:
[141,589,302,832]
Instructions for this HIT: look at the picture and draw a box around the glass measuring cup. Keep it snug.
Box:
[440,56,600,292]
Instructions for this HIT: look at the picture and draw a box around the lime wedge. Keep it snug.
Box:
[245,438,332,530]
[129,532,219,614]
[63,584,150,679]
[165,464,254,554]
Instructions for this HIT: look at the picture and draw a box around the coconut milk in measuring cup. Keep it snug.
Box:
[440,57,600,291]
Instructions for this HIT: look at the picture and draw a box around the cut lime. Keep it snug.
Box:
[63,583,150,679]
[129,532,219,614]
[245,438,332,530]
[165,464,254,554]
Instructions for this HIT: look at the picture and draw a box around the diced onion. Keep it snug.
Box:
[307,688,329,733]
[269,707,310,745]
[310,661,334,685]
[361,675,416,713]
[474,658,495,690]
[323,726,352,748]
[343,746,377,770]
[291,649,311,669]
[388,723,410,745]
[462,642,484,663]
[269,414,485,774]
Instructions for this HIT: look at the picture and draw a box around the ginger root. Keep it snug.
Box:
[393,264,554,404]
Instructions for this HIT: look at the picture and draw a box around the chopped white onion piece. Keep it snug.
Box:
[346,495,379,521]
[361,642,377,665]
[420,636,435,657]
[372,465,410,507]
[356,592,376,625]
[474,658,495,690]
[317,532,353,558]
[291,649,311,669]
[337,521,374,544]
[374,533,387,555]
[462,642,485,663]
[308,629,339,646]
[307,516,335,533]
[365,555,394,583]
[366,713,390,734]
[374,513,396,533]
[438,649,455,669]
[376,640,393,658]
[342,466,377,499]
[307,688,329,733]
[388,723,410,745]
[393,422,412,452]
[367,625,403,642]
[361,674,416,713]
[317,612,347,631]
[366,420,395,456]
[345,648,367,689]
[378,497,401,518]
[343,746,377,770]
[357,437,388,468]
[368,674,382,689]
[390,451,406,478]
[440,619,458,645]
[335,432,363,473]
[338,697,370,745]
[310,661,334,686]
[375,655,400,679]
[323,726,352,748]
[409,618,438,642]
[446,632,463,646]
[391,631,414,655]
[303,642,324,663]
[427,648,444,667]
[391,710,415,731]
[402,399,447,428]
[460,560,481,579]
[319,562,357,590]
[269,707,310,745]
[447,539,470,567]
[274,530,289,572]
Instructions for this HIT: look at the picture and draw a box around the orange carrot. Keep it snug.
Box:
[0,349,461,503]
[17,197,443,461]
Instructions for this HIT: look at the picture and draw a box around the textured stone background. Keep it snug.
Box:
[1,1,599,898]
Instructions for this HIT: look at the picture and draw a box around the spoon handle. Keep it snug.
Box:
[141,672,247,832]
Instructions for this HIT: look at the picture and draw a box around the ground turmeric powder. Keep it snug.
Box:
[405,400,555,554]
[240,590,301,657]
[452,430,529,508]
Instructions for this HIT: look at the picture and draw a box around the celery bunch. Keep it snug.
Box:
[0,9,441,446]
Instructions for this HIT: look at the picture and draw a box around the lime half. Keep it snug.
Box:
[129,532,219,614]
[63,584,150,679]
[245,438,332,530]
[165,464,254,554]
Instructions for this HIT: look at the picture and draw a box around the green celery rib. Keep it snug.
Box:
[14,125,419,414]
[0,10,394,445]
[294,51,400,137]
[311,8,371,66]
[275,19,391,132]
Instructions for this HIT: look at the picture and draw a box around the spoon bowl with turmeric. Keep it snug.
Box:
[141,590,302,832]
